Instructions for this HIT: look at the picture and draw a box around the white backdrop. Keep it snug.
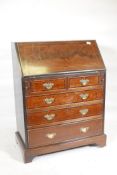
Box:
[0,0,117,174]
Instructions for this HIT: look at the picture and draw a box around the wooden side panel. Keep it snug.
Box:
[12,43,27,145]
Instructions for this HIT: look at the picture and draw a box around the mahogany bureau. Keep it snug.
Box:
[12,40,106,163]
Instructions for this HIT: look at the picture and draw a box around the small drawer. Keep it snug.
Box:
[69,75,99,88]
[27,103,103,127]
[25,88,103,109]
[29,78,66,93]
[28,118,103,148]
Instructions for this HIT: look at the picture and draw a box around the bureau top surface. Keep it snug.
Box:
[15,40,105,77]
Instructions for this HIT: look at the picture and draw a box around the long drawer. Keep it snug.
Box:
[28,118,103,148]
[26,88,103,109]
[27,103,103,127]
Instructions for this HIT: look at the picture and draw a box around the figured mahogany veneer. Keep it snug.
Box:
[28,118,103,148]
[12,40,106,163]
[25,74,100,94]
[30,77,66,93]
[26,88,103,109]
[27,103,103,128]
[15,40,105,76]
[69,75,99,88]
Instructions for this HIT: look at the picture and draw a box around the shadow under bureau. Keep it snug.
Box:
[12,40,106,163]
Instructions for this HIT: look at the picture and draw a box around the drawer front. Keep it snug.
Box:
[26,89,103,109]
[28,118,103,148]
[27,103,103,127]
[29,78,65,93]
[69,75,99,88]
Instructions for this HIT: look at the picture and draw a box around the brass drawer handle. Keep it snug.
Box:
[43,82,54,90]
[80,79,89,86]
[44,114,55,121]
[79,109,89,115]
[80,127,89,133]
[80,93,89,100]
[46,133,56,139]
[44,98,55,104]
